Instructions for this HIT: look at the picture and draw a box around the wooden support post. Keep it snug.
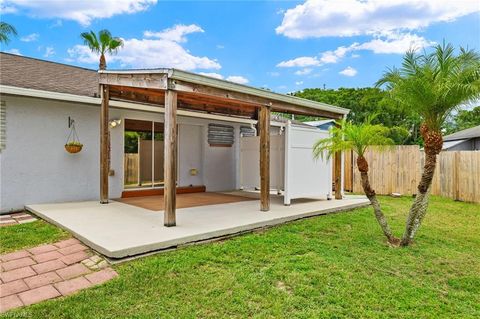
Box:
[164,90,177,226]
[334,151,342,199]
[100,84,109,204]
[259,105,270,211]
[334,121,343,200]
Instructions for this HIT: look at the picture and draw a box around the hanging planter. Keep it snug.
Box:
[65,117,83,154]
[65,142,83,154]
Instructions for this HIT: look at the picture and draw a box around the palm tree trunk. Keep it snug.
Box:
[401,127,442,246]
[99,54,107,70]
[357,156,398,244]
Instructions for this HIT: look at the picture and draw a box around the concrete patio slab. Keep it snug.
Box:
[26,194,369,259]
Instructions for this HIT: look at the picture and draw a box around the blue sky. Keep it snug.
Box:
[1,0,479,93]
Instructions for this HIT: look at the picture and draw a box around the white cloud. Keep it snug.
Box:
[269,71,280,77]
[199,72,224,79]
[339,66,357,77]
[216,44,225,49]
[198,73,249,84]
[226,75,249,84]
[355,33,434,54]
[5,48,22,55]
[67,24,221,71]
[277,32,434,70]
[320,45,350,63]
[144,24,203,42]
[295,81,304,85]
[67,45,98,64]
[276,0,480,39]
[2,0,157,26]
[43,46,55,57]
[277,56,320,67]
[20,33,39,42]
[294,68,312,75]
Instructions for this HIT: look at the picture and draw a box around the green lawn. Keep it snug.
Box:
[0,220,70,254]
[2,196,479,318]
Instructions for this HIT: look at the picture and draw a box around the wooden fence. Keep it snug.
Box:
[346,146,480,203]
[124,153,139,185]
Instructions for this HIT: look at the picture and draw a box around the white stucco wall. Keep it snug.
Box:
[1,95,242,212]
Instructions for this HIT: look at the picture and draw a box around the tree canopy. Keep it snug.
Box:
[444,106,480,134]
[293,87,418,144]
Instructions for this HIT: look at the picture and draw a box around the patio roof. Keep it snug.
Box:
[99,68,349,119]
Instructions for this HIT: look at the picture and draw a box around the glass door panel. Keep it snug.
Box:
[124,119,153,189]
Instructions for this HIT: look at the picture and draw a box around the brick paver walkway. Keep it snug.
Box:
[0,212,37,227]
[0,238,118,313]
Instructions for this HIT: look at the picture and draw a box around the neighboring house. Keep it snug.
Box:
[443,125,480,151]
[0,52,349,214]
[305,119,336,131]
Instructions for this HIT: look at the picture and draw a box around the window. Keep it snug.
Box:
[208,123,234,147]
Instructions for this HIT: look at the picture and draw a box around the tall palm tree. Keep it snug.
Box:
[80,29,123,70]
[313,117,399,244]
[377,43,480,246]
[0,22,17,44]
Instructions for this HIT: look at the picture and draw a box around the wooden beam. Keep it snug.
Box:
[100,84,109,204]
[164,90,177,226]
[259,105,271,211]
[171,79,343,119]
[109,89,256,118]
[99,73,168,90]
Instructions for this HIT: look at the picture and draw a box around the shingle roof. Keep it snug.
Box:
[444,125,480,141]
[0,52,99,97]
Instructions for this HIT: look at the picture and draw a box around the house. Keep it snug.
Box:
[0,52,349,226]
[442,125,480,151]
[304,119,336,131]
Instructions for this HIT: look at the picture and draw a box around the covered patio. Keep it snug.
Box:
[98,68,349,226]
[25,68,361,260]
[26,194,369,259]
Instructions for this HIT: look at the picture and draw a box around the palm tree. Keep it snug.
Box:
[313,117,399,245]
[377,42,480,246]
[0,22,17,44]
[80,29,123,70]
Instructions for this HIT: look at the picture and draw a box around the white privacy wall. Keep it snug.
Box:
[0,95,242,212]
[284,123,332,205]
[239,122,332,205]
[240,135,285,191]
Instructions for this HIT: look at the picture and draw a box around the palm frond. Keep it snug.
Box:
[0,22,17,44]
[81,31,100,53]
[377,42,480,132]
[313,118,394,161]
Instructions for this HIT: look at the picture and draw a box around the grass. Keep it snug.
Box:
[2,196,479,318]
[0,220,70,254]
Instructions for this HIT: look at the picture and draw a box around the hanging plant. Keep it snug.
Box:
[65,118,83,154]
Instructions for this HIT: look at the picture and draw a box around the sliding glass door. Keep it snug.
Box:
[124,119,164,189]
